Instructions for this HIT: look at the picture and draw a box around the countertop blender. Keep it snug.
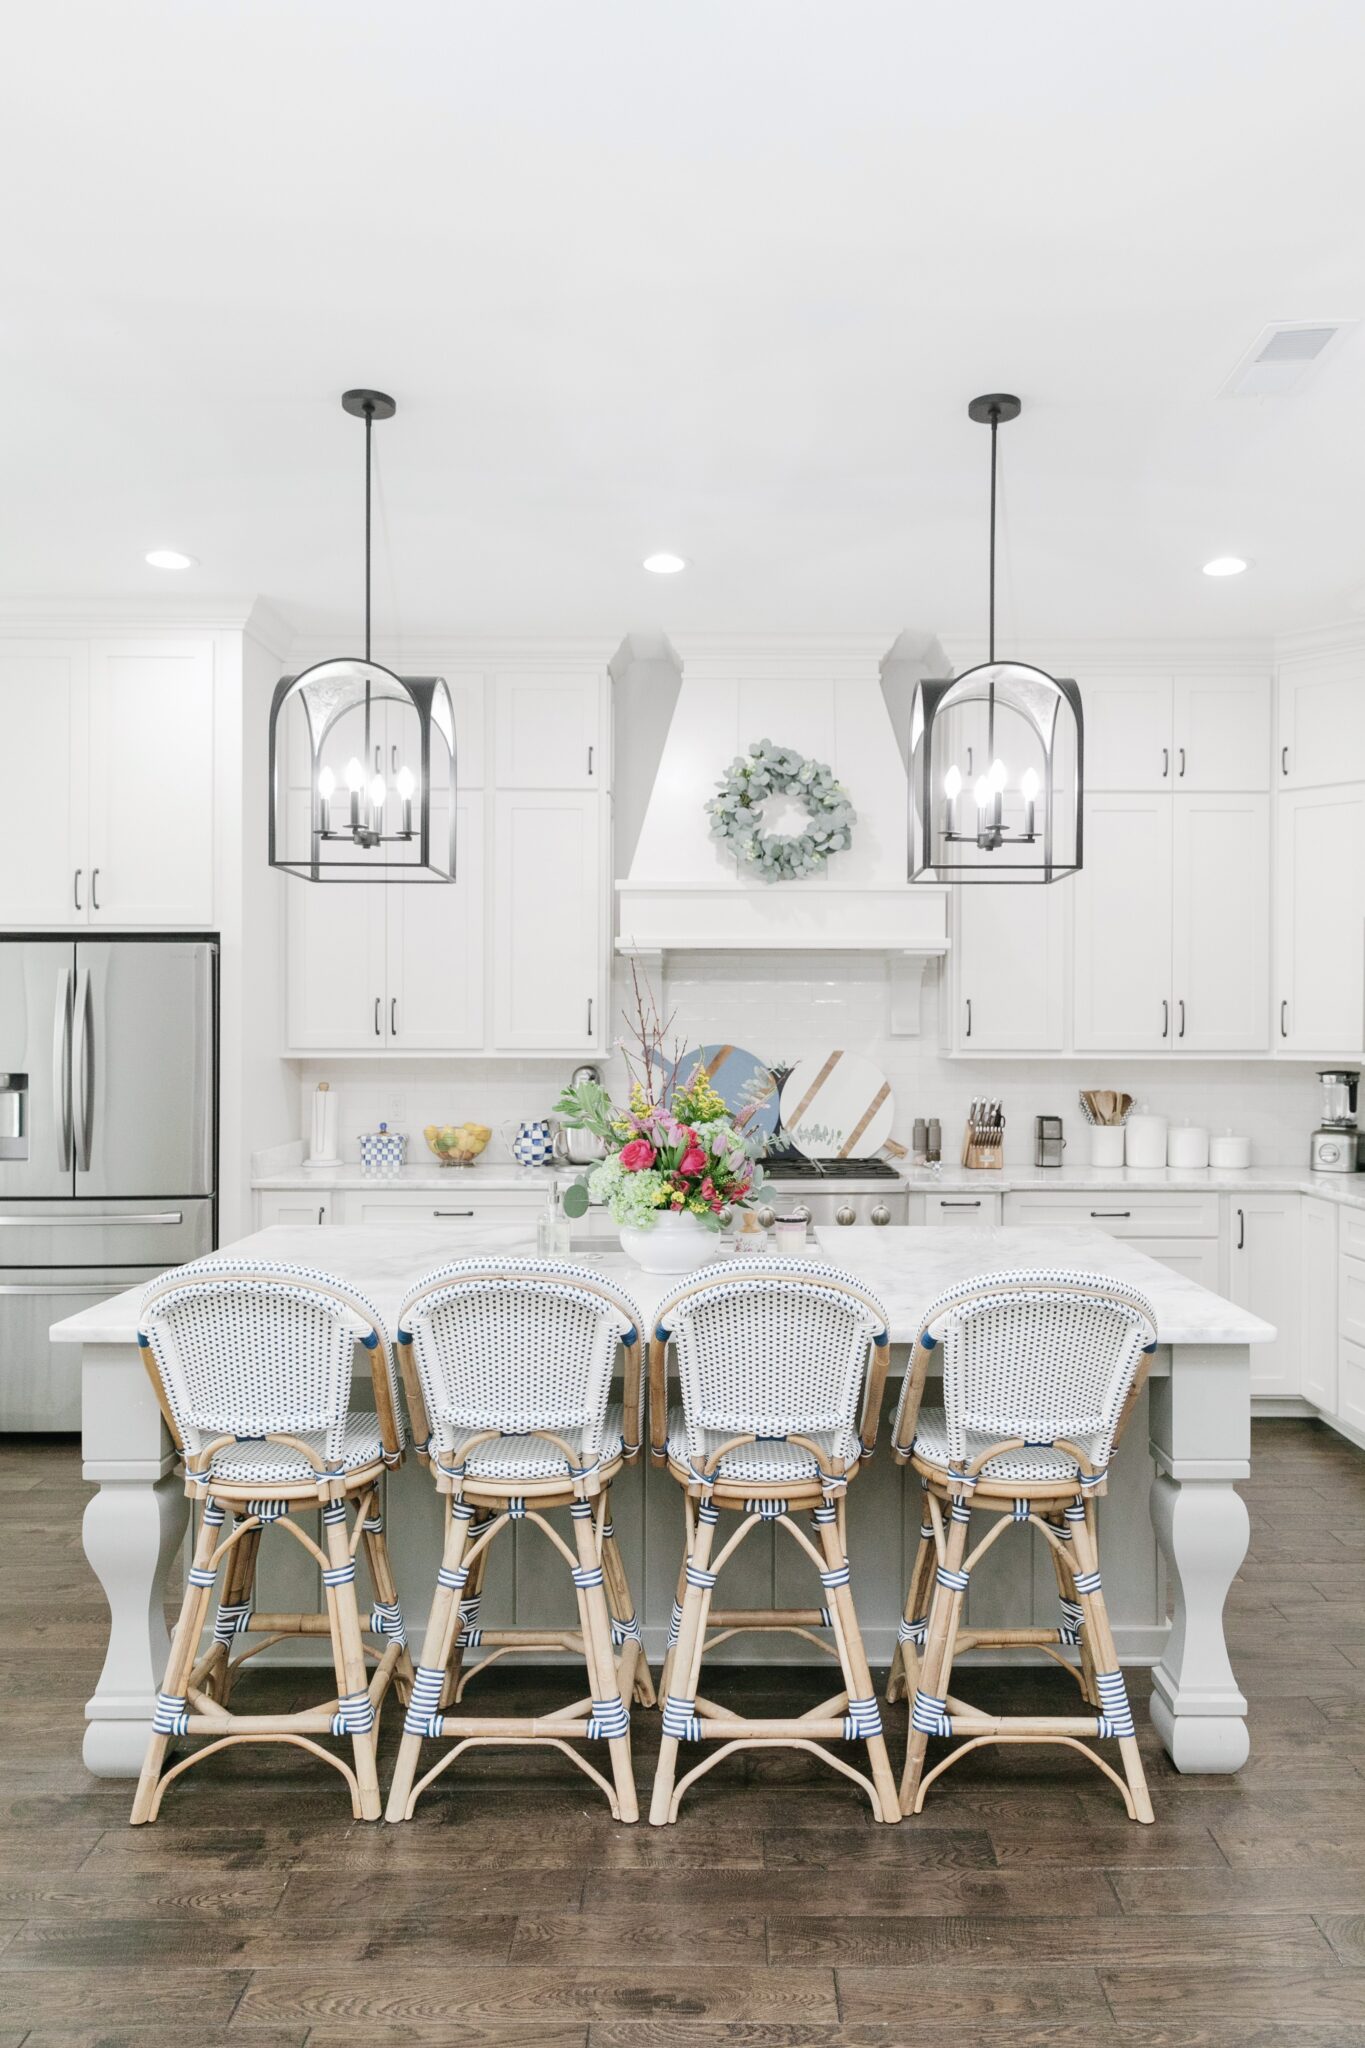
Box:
[1311,1069,1360,1173]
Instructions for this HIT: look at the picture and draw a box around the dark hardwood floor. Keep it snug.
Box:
[2,1419,1364,2045]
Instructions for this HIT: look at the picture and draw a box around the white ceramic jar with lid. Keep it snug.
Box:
[1124,1112,1168,1170]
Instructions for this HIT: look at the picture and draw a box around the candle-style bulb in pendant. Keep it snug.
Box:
[943,765,962,800]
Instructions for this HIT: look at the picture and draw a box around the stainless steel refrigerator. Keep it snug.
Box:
[0,938,216,1429]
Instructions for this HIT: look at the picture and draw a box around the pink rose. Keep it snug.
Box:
[619,1138,656,1171]
[679,1146,707,1177]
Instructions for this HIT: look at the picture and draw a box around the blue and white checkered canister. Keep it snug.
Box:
[509,1119,555,1165]
[358,1126,408,1177]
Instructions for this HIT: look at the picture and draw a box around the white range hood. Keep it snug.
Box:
[610,633,951,1021]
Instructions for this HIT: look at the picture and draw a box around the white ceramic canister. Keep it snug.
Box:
[1209,1130,1251,1170]
[1089,1125,1126,1167]
[1124,1113,1168,1170]
[1167,1123,1210,1169]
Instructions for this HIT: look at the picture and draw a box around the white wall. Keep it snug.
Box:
[296,949,1320,1169]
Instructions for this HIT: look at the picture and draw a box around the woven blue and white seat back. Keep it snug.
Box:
[139,1258,393,1467]
[905,1267,1157,1470]
[398,1259,642,1469]
[657,1258,887,1473]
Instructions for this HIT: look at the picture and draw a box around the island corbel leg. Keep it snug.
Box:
[80,1337,188,1777]
[1146,1341,1251,1774]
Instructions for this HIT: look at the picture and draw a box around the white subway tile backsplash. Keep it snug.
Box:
[298,954,1321,1169]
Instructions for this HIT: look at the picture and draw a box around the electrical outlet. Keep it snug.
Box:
[382,1092,408,1129]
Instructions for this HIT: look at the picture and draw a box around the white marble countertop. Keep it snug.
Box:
[250,1155,1365,1211]
[50,1221,1274,1350]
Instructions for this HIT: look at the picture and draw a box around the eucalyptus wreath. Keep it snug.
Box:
[704,738,856,882]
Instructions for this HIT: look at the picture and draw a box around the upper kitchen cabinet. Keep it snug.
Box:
[0,642,89,926]
[86,641,215,925]
[493,670,605,788]
[1277,645,1365,788]
[491,791,605,1051]
[0,635,215,928]
[1082,670,1270,793]
[948,880,1068,1053]
[1275,783,1365,1055]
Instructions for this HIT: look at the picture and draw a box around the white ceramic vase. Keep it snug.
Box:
[618,1210,718,1275]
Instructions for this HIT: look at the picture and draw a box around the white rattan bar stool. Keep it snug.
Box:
[647,1257,899,1828]
[385,1259,651,1825]
[131,1258,411,1825]
[889,1266,1159,1823]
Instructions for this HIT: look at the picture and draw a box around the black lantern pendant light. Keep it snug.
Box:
[268,390,457,883]
[908,394,1083,884]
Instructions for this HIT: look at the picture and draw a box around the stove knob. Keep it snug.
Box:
[835,1203,857,1227]
[756,1205,776,1230]
[870,1203,891,1226]
[791,1202,812,1225]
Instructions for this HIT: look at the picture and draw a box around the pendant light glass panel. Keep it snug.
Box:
[909,660,1082,883]
[268,658,457,882]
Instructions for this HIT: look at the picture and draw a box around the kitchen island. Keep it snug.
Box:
[54,1221,1271,1779]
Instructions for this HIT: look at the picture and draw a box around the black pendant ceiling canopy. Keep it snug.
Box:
[268,389,457,884]
[908,394,1083,884]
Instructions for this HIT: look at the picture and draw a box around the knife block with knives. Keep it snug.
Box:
[962,1098,1004,1170]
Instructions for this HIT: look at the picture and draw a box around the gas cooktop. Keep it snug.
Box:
[761,1155,901,1181]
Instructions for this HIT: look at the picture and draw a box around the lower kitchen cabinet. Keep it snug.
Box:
[257,1191,333,1227]
[924,1190,1003,1224]
[1300,1195,1338,1412]
[335,1188,547,1230]
[1134,1236,1220,1290]
[1228,1193,1302,1400]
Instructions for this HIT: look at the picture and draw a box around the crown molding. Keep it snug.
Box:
[0,593,290,633]
[1273,618,1365,663]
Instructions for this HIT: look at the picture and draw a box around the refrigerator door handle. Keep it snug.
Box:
[0,1210,184,1227]
[74,966,94,1174]
[52,966,73,1173]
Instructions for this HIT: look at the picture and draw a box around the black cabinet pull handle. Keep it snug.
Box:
[73,868,82,912]
[1162,998,1169,1039]
[1178,998,1186,1038]
[433,1209,475,1219]
[1178,746,1186,778]
[940,1199,982,1208]
[965,998,972,1039]
[91,868,100,911]
[1280,999,1288,1039]
[374,998,382,1037]
[587,997,594,1036]
[1236,1207,1245,1251]
[1281,745,1289,776]
[1162,747,1169,779]
[317,1205,325,1226]
[391,998,398,1037]
[1091,1209,1132,1218]
[587,744,594,777]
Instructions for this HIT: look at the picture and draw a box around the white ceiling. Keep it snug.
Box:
[3,1,1364,645]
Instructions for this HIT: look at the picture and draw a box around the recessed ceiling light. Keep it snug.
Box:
[145,548,197,570]
[1202,556,1248,577]
[643,552,686,575]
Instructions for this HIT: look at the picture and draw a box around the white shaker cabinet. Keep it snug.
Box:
[1174,673,1270,792]
[257,1191,333,1228]
[0,642,88,925]
[284,848,388,1052]
[1277,647,1365,789]
[0,636,214,927]
[1079,675,1174,793]
[1171,794,1269,1051]
[493,671,603,789]
[492,791,605,1051]
[1073,794,1173,1051]
[384,798,484,1050]
[1274,785,1365,1054]
[1228,1193,1301,1400]
[950,880,1067,1052]
[1300,1196,1338,1414]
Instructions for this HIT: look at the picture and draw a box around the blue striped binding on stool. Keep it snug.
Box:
[586,1694,630,1740]
[572,1565,605,1589]
[662,1693,703,1742]
[1073,1569,1102,1596]
[819,1605,834,1627]
[911,1689,953,1737]
[322,1560,357,1588]
[201,1499,226,1526]
[611,1612,644,1647]
[331,1689,376,1735]
[666,1600,684,1650]
[437,1562,469,1591]
[697,1502,719,1525]
[1094,1670,1135,1739]
[153,1691,190,1736]
[1012,1498,1031,1522]
[213,1601,252,1643]
[898,1613,928,1646]
[360,1511,383,1534]
[842,1695,883,1740]
[452,1500,478,1522]
[820,1563,851,1590]
[455,1594,482,1647]
[322,1501,348,1526]
[247,1499,288,1522]
[950,1499,972,1523]
[810,1503,838,1525]
[745,1498,787,1519]
[936,1564,970,1593]
[570,1499,594,1519]
[507,1497,527,1519]
[187,1565,217,1588]
[1057,1598,1085,1645]
[403,1664,448,1738]
[1064,1500,1087,1523]
[685,1563,718,1591]
[1078,1465,1109,1494]
[369,1599,406,1644]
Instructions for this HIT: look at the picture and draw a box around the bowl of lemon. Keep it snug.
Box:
[423,1122,492,1168]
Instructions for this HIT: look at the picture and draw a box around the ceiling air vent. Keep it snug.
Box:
[1220,319,1356,397]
